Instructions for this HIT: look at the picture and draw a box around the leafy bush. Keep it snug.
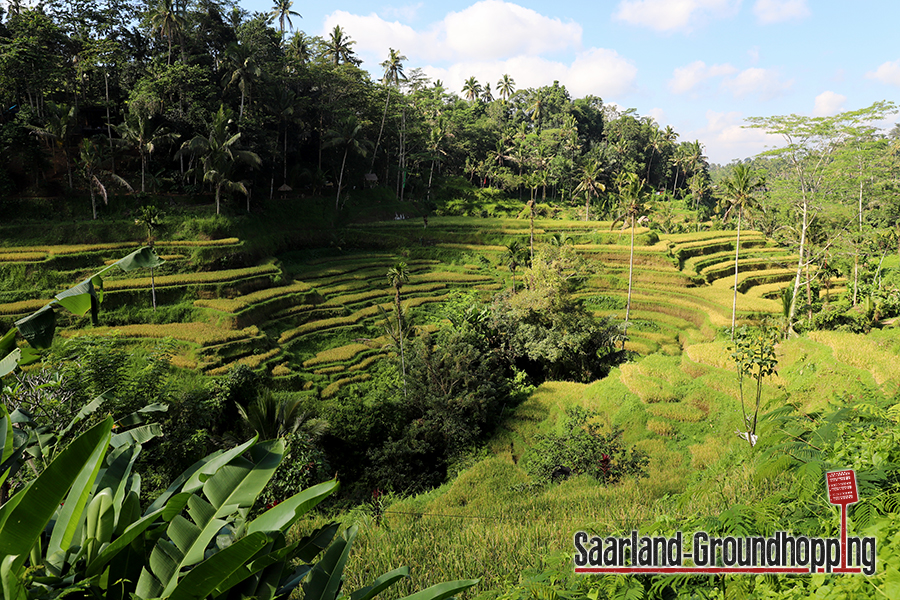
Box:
[522,406,649,484]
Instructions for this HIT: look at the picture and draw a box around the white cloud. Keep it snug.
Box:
[723,67,793,100]
[442,0,581,60]
[753,0,811,24]
[866,60,900,86]
[690,110,783,164]
[423,48,638,101]
[669,60,736,94]
[812,91,846,116]
[322,1,581,67]
[614,0,738,32]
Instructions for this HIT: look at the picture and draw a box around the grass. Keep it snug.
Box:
[64,322,262,346]
[0,298,52,316]
[303,343,379,367]
[193,281,313,313]
[104,264,280,290]
[206,348,282,375]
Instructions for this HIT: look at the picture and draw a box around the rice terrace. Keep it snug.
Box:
[1,1,899,599]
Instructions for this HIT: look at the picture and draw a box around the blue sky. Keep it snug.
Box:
[246,1,896,163]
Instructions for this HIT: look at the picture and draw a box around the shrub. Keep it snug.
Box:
[522,406,649,484]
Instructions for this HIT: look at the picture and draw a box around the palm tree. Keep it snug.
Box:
[114,112,178,193]
[80,137,133,220]
[574,160,606,221]
[324,25,357,65]
[504,241,526,291]
[270,88,299,187]
[526,91,546,132]
[481,83,493,103]
[371,48,406,172]
[461,76,481,102]
[645,127,662,183]
[426,119,449,202]
[497,74,515,101]
[322,115,372,211]
[387,262,411,395]
[149,0,185,65]
[286,31,312,66]
[269,0,301,44]
[179,106,262,214]
[223,42,261,120]
[720,163,766,339]
[611,173,650,346]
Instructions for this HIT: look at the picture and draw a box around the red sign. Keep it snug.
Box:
[825,470,858,505]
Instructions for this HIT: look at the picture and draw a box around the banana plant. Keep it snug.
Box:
[0,411,479,600]
[0,246,164,380]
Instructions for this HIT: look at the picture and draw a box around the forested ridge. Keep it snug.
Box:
[1,2,900,600]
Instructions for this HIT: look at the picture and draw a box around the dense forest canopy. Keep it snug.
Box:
[0,0,721,216]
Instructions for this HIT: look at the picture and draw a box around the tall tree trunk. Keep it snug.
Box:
[216,183,222,214]
[731,208,742,340]
[787,197,809,332]
[624,218,636,350]
[105,71,115,175]
[336,147,348,211]
[371,87,391,172]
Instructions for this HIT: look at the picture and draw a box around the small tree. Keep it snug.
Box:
[729,325,779,447]
[386,262,411,395]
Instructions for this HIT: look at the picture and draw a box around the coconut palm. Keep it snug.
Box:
[322,115,372,211]
[269,0,301,44]
[114,112,178,193]
[286,31,312,65]
[179,106,262,214]
[481,82,493,103]
[80,137,133,220]
[324,25,357,65]
[223,42,261,120]
[149,0,185,65]
[645,127,662,183]
[611,173,650,346]
[504,241,526,291]
[371,48,407,171]
[497,74,515,101]
[720,163,766,339]
[574,160,606,221]
[461,76,481,102]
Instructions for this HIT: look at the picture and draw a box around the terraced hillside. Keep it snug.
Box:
[1,217,805,394]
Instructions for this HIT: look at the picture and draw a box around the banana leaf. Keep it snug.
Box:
[301,525,358,600]
[0,347,20,379]
[55,274,103,324]
[98,246,164,275]
[137,438,284,598]
[47,418,114,560]
[248,479,339,535]
[14,304,56,349]
[144,437,258,516]
[166,531,269,600]
[0,417,112,575]
[350,566,410,600]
